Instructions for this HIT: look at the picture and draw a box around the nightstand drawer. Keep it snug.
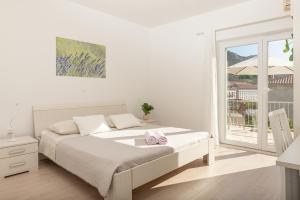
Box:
[0,143,38,159]
[0,153,38,177]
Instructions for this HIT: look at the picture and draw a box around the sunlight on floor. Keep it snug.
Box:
[152,147,277,188]
[227,126,274,145]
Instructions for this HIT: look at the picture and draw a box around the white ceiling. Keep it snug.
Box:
[68,0,251,27]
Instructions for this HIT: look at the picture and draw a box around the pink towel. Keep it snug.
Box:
[156,131,168,145]
[145,131,159,145]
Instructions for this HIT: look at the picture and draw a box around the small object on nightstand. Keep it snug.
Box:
[8,102,20,142]
[141,103,154,120]
[0,136,38,178]
[7,128,16,142]
[141,119,158,124]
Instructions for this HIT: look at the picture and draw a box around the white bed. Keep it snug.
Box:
[33,103,215,200]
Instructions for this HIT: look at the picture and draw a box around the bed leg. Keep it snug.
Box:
[105,170,132,200]
[203,138,215,165]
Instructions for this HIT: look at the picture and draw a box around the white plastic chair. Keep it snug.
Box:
[268,108,293,156]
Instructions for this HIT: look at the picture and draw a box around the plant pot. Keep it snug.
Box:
[143,114,151,120]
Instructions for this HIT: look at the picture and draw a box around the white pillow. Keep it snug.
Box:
[105,116,116,128]
[48,120,79,135]
[109,113,142,129]
[73,115,111,136]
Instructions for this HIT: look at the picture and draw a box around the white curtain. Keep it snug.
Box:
[206,29,219,145]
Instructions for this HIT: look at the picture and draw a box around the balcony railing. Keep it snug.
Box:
[227,99,293,129]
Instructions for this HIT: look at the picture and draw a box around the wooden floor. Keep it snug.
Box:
[0,147,281,200]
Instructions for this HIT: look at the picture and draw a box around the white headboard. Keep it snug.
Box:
[33,103,127,138]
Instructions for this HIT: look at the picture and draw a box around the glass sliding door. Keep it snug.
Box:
[225,44,260,147]
[219,38,262,149]
[219,32,293,151]
[262,34,294,151]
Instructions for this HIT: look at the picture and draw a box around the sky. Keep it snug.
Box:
[227,39,293,66]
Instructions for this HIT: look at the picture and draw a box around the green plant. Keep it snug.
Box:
[283,37,293,62]
[289,119,294,130]
[141,103,154,115]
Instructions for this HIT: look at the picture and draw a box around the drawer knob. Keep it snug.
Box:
[9,162,26,169]
[8,149,26,155]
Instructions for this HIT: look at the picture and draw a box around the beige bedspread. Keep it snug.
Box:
[40,124,209,197]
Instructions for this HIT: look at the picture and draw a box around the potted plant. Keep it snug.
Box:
[141,103,154,120]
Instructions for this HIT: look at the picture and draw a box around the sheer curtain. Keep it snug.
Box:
[206,29,219,145]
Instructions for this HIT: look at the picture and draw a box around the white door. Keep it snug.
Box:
[262,32,294,151]
[218,32,293,152]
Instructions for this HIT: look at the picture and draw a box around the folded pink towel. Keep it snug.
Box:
[145,131,159,145]
[156,131,168,145]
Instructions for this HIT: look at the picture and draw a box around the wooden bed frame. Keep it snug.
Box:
[33,103,215,200]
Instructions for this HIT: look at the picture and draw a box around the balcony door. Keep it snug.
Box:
[218,32,293,152]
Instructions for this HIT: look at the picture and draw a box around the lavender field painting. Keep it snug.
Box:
[56,37,106,78]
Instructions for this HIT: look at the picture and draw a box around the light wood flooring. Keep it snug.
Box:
[0,147,280,200]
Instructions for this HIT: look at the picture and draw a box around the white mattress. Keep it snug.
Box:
[39,123,209,161]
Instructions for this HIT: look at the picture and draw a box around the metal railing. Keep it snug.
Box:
[227,99,293,129]
[268,101,293,120]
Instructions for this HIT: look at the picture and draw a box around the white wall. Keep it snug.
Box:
[0,0,294,139]
[148,0,290,132]
[293,0,300,136]
[0,0,150,137]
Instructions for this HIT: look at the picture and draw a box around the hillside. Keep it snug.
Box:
[227,51,256,67]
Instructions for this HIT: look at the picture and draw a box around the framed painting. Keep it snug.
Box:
[56,37,106,78]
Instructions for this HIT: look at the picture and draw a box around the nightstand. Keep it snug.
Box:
[0,136,38,178]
